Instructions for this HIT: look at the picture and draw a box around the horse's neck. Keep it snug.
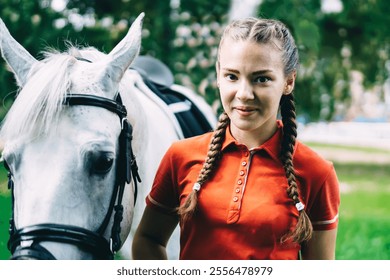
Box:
[118,70,183,260]
[119,71,179,184]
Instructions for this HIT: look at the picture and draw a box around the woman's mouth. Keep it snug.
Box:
[234,106,257,116]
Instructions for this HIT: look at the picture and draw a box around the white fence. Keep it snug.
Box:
[298,122,390,150]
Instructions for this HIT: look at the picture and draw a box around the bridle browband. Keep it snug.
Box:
[5,93,142,260]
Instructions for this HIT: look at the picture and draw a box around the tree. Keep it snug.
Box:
[1,0,389,121]
[0,0,75,119]
[260,0,390,121]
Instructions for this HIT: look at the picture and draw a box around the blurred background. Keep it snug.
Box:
[0,0,389,259]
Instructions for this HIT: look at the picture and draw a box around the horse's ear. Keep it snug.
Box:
[0,18,38,86]
[104,12,144,85]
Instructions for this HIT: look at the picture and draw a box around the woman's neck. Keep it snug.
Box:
[229,121,278,149]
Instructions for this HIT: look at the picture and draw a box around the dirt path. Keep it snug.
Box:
[309,146,390,164]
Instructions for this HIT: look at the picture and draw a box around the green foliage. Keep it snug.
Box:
[0,0,389,121]
[169,0,230,108]
[0,0,76,117]
[62,0,230,109]
[66,0,174,65]
[261,0,390,121]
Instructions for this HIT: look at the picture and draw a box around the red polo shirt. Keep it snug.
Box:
[146,121,340,260]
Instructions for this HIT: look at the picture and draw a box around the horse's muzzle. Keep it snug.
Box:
[11,243,56,260]
[8,224,113,260]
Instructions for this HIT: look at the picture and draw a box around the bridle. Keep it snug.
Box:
[4,93,141,260]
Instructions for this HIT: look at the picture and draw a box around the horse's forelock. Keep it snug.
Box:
[72,46,107,62]
[0,51,77,142]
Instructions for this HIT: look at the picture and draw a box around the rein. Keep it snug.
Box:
[5,93,141,260]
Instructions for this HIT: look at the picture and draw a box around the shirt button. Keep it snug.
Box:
[233,196,239,202]
[237,180,242,185]
[235,188,240,193]
[242,161,247,166]
[239,170,245,176]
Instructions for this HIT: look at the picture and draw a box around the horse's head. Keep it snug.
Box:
[0,13,144,259]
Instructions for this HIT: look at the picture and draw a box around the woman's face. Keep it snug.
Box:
[216,37,295,144]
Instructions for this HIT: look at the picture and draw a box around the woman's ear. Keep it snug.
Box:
[284,70,296,95]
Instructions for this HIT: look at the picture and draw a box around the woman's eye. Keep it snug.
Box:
[225,74,238,81]
[254,76,270,83]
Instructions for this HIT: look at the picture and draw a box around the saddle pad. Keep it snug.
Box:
[141,78,214,138]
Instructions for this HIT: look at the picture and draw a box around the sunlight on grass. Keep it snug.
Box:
[337,216,390,260]
[332,161,390,259]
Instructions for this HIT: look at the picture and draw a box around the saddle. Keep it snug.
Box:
[131,56,214,138]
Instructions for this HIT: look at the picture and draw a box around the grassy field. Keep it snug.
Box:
[307,142,390,259]
[0,143,389,259]
[0,165,10,260]
[333,162,390,259]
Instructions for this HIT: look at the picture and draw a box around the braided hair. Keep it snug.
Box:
[177,112,229,222]
[280,93,313,243]
[178,18,313,244]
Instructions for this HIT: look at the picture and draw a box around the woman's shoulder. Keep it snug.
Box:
[294,141,331,164]
[294,141,335,181]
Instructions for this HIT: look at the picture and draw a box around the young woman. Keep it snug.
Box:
[132,17,340,260]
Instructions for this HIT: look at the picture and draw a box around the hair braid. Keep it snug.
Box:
[177,113,230,222]
[280,93,313,244]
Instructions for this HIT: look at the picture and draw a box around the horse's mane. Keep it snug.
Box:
[0,46,102,143]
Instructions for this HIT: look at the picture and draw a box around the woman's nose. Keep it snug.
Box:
[236,80,254,100]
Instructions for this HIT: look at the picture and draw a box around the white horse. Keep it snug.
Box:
[0,13,216,259]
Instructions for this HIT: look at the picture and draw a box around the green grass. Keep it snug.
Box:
[337,216,390,260]
[0,190,11,259]
[0,153,389,260]
[333,162,390,259]
[0,163,11,259]
[336,189,390,259]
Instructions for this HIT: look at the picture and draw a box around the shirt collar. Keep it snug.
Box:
[222,120,283,163]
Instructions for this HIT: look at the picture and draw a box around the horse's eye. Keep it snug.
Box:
[86,152,114,174]
[94,155,114,173]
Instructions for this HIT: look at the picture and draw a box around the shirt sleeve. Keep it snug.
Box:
[146,144,180,215]
[309,163,340,231]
